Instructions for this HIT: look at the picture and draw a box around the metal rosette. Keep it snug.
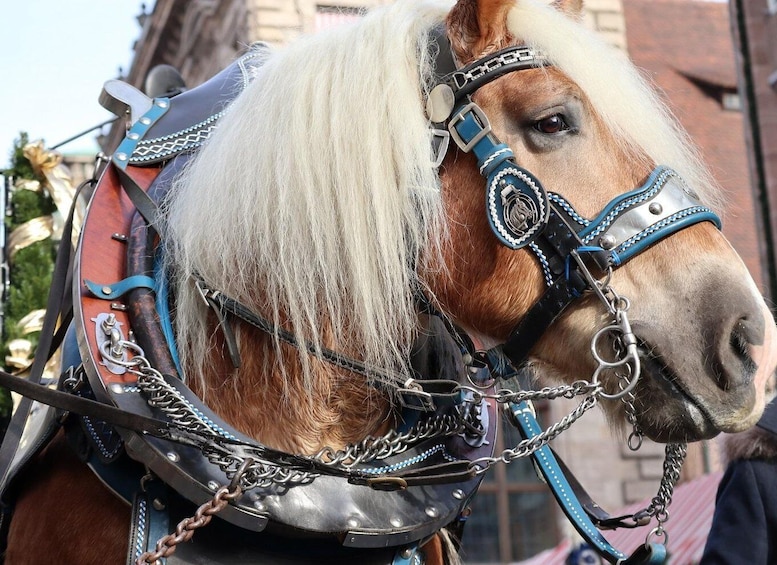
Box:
[486,163,549,249]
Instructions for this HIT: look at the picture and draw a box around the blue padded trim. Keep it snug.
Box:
[613,208,719,263]
[360,444,456,475]
[84,275,155,300]
[130,480,170,564]
[507,401,628,563]
[154,250,183,377]
[548,193,590,228]
[452,104,549,250]
[578,167,672,240]
[133,497,148,561]
[529,242,553,287]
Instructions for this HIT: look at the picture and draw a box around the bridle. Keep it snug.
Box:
[426,28,720,374]
[421,28,719,563]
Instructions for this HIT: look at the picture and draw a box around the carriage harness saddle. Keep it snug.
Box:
[0,29,720,565]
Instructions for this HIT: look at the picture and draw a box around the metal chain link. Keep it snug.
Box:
[645,443,687,523]
[640,442,687,549]
[468,394,601,475]
[475,380,601,405]
[315,410,467,467]
[135,459,252,565]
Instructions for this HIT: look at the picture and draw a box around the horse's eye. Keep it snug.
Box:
[533,114,569,134]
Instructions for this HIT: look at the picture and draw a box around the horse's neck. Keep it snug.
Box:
[189,327,394,455]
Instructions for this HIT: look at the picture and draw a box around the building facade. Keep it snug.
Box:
[730,0,777,300]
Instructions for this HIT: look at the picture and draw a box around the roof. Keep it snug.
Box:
[515,471,723,565]
[624,0,738,88]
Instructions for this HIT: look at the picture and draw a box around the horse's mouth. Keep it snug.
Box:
[632,339,719,442]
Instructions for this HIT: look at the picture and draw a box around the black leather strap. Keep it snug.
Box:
[500,204,613,368]
[0,177,89,492]
[115,165,163,236]
[430,25,458,85]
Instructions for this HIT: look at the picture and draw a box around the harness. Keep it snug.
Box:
[0,26,720,565]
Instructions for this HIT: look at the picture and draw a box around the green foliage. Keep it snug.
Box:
[3,132,35,180]
[0,133,57,423]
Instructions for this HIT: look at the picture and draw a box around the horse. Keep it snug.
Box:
[1,0,776,563]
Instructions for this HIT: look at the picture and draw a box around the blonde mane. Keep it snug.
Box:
[164,0,719,395]
[164,0,450,392]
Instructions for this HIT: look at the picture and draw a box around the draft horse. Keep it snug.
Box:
[1,0,775,563]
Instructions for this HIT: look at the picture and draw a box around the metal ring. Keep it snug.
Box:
[645,526,669,549]
[590,326,641,400]
[628,431,644,451]
[590,325,632,368]
[593,360,641,400]
[99,339,146,367]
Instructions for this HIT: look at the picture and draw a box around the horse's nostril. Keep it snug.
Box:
[730,321,750,359]
[722,318,759,389]
[735,315,764,346]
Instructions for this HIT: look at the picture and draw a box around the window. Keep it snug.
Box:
[722,91,742,112]
[768,0,777,15]
[459,405,559,563]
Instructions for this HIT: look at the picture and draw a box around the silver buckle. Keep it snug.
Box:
[431,129,450,168]
[397,379,435,411]
[448,102,492,153]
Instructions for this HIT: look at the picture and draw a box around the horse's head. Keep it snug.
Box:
[428,0,777,442]
[166,0,776,452]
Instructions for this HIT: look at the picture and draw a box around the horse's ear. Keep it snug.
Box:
[552,0,584,18]
[447,0,515,62]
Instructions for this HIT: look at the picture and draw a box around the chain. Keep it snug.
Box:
[477,380,601,405]
[640,442,687,548]
[136,459,252,565]
[315,410,467,467]
[607,328,644,450]
[468,394,600,475]
[645,443,686,523]
[618,366,644,451]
